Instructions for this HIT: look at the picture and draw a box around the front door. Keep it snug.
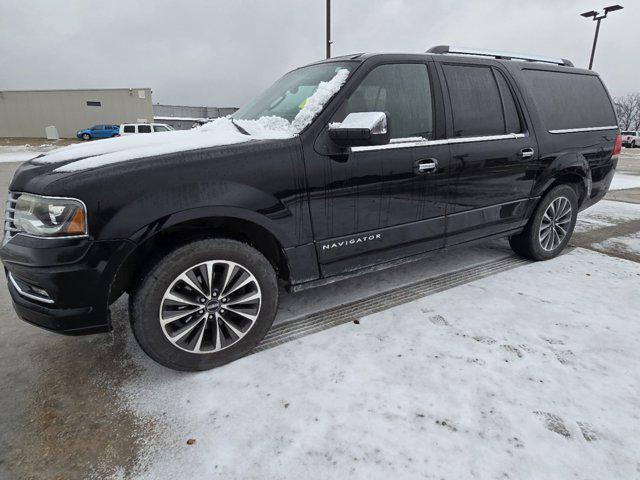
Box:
[94,125,109,138]
[438,61,539,245]
[304,62,451,276]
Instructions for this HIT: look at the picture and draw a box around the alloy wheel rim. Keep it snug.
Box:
[159,260,262,354]
[539,196,572,252]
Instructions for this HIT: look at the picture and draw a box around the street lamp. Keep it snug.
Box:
[326,0,332,59]
[581,5,623,70]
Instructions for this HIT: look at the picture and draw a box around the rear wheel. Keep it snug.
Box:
[130,238,278,371]
[82,133,91,141]
[509,184,578,261]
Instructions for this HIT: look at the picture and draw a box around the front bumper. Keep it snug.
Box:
[1,236,136,335]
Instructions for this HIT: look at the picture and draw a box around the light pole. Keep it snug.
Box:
[581,5,623,70]
[326,0,332,59]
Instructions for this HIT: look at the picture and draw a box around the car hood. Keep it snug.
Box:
[9,117,296,193]
[33,117,294,172]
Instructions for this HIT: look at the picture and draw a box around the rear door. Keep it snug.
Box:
[305,61,451,276]
[438,61,538,245]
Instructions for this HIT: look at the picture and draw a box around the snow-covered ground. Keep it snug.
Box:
[0,145,51,163]
[610,172,640,191]
[111,248,640,480]
[591,232,640,257]
[574,199,640,233]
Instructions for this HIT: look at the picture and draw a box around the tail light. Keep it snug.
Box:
[613,134,622,156]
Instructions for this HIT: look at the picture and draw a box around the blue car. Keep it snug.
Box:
[76,124,120,141]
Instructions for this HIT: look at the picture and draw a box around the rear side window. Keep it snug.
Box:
[123,125,135,133]
[443,64,521,137]
[138,124,152,133]
[334,63,434,139]
[521,70,616,131]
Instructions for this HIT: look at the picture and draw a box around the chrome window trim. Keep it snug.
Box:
[8,272,55,304]
[5,191,89,241]
[548,126,618,134]
[351,133,526,152]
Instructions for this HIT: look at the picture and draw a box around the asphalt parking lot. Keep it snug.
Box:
[0,148,639,479]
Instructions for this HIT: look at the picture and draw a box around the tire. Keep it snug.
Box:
[130,238,278,371]
[509,184,578,261]
[632,140,637,148]
[82,133,91,141]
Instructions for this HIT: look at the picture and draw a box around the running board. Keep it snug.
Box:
[252,254,531,354]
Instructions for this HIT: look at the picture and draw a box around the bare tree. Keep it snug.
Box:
[614,93,640,130]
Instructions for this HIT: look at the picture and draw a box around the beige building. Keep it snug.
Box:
[0,88,154,138]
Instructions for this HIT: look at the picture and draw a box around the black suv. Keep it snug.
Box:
[1,46,621,370]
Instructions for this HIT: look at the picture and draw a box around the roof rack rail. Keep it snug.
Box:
[427,45,574,67]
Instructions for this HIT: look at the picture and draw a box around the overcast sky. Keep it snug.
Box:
[1,0,638,108]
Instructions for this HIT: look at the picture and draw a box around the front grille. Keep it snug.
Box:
[3,192,20,245]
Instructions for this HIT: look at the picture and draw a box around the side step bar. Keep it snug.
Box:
[252,254,531,354]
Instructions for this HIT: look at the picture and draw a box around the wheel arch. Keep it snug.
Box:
[108,214,291,303]
[531,153,591,207]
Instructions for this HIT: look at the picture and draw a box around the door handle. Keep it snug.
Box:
[519,148,535,160]
[415,158,438,174]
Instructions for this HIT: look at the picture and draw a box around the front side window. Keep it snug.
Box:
[154,125,169,132]
[621,131,631,136]
[333,63,433,139]
[90,125,102,130]
[233,62,353,133]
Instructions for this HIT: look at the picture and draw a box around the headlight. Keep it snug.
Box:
[13,193,87,237]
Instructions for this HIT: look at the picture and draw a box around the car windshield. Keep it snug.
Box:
[232,62,353,132]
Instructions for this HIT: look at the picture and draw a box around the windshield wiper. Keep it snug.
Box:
[230,119,250,136]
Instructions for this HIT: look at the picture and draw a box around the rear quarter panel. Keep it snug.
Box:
[504,63,618,207]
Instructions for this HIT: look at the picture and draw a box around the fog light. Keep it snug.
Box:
[8,273,54,304]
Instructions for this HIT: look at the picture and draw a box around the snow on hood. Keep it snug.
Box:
[35,68,350,173]
[51,118,293,173]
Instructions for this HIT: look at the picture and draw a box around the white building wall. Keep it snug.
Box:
[0,88,154,138]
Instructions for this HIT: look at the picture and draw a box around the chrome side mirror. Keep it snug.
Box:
[328,112,390,147]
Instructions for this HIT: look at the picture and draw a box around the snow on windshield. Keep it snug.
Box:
[39,68,349,173]
[290,68,350,132]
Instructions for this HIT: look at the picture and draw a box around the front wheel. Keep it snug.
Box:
[130,238,278,371]
[509,184,578,261]
[82,133,91,141]
[632,140,637,148]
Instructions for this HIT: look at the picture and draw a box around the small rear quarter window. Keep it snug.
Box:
[521,70,616,131]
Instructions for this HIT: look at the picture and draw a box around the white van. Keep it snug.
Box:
[119,123,174,136]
